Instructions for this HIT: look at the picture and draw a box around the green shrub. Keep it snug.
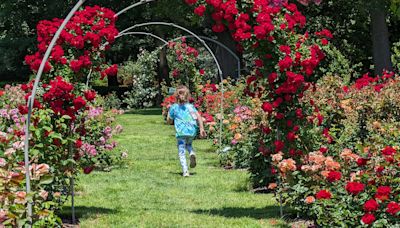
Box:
[121,50,159,109]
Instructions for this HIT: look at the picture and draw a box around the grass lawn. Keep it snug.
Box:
[61,109,287,227]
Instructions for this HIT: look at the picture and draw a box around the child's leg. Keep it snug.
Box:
[186,137,197,168]
[185,137,195,155]
[177,137,188,174]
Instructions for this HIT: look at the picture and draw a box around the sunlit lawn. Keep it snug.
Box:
[61,109,287,227]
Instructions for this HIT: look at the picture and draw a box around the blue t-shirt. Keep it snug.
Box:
[169,103,198,137]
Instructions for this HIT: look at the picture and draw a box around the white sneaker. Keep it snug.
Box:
[189,154,197,168]
[183,171,190,177]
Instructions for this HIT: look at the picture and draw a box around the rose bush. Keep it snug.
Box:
[267,73,400,226]
[1,5,125,226]
[164,38,204,97]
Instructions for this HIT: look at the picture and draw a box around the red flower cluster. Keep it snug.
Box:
[386,202,400,216]
[375,186,391,201]
[102,64,118,79]
[326,171,341,182]
[316,190,331,200]
[194,5,207,16]
[19,76,95,119]
[382,146,396,156]
[363,199,379,212]
[345,182,365,195]
[25,6,119,78]
[361,213,375,225]
[161,95,177,109]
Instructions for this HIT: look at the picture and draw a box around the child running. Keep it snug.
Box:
[167,85,206,177]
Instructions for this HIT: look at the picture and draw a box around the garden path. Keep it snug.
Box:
[62,109,285,227]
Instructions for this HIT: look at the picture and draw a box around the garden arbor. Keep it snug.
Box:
[23,0,232,224]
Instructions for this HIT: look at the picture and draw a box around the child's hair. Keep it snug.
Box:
[174,85,190,104]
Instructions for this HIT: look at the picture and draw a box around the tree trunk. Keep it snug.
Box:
[215,31,241,80]
[155,30,169,105]
[371,6,392,75]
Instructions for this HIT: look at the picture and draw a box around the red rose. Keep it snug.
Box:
[386,202,400,216]
[0,90,4,97]
[278,56,293,72]
[382,146,396,156]
[268,73,278,84]
[75,139,83,148]
[105,64,118,77]
[194,5,206,16]
[199,69,205,75]
[361,213,375,225]
[262,126,271,135]
[18,105,29,115]
[83,166,94,174]
[363,199,379,212]
[346,182,365,195]
[84,90,96,101]
[319,147,328,154]
[376,186,391,196]
[254,59,264,67]
[357,158,368,166]
[315,29,333,39]
[262,102,273,113]
[274,140,284,152]
[316,190,332,200]
[287,132,296,142]
[375,186,391,201]
[212,23,226,33]
[73,96,86,110]
[70,59,83,72]
[279,45,291,55]
[327,171,341,182]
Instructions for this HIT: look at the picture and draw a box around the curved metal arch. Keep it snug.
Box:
[117,31,241,79]
[119,22,223,81]
[23,0,87,223]
[118,22,224,150]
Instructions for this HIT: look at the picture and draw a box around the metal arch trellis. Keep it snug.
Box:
[23,0,87,224]
[115,31,241,77]
[117,32,241,79]
[22,0,229,225]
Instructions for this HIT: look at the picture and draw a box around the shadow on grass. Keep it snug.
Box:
[124,108,162,115]
[169,171,197,176]
[59,206,117,221]
[192,206,283,220]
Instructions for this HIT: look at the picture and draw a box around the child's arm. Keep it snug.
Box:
[195,111,207,138]
[167,105,174,125]
[167,112,173,125]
